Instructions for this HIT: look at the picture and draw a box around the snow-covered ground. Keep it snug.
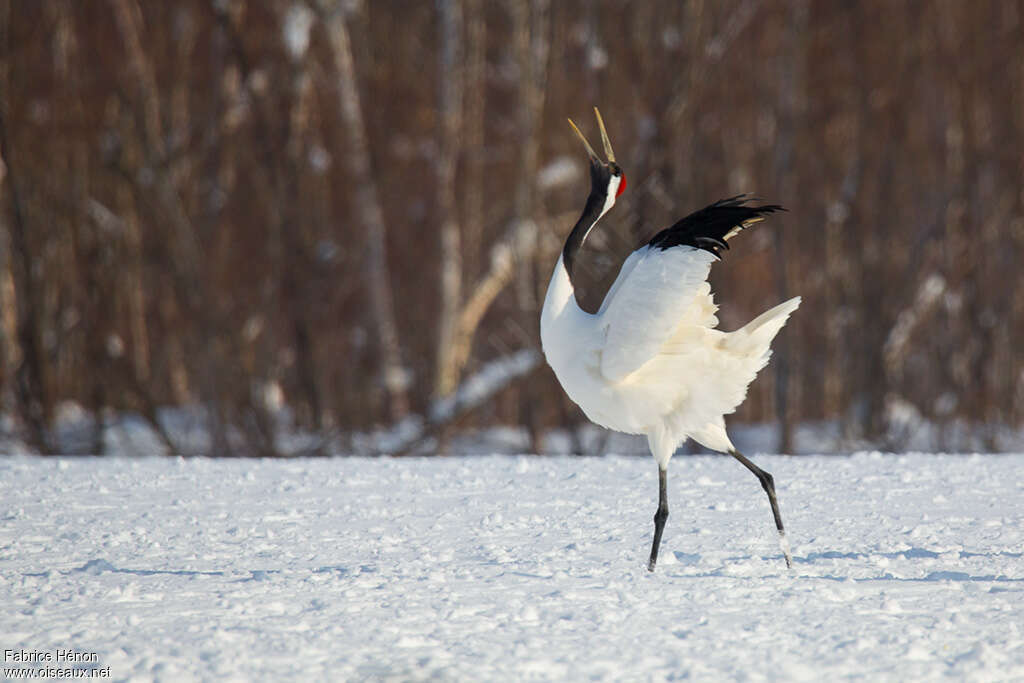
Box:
[1,453,1022,681]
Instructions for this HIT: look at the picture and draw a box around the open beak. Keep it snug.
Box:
[567,107,616,163]
[567,118,600,162]
[593,107,616,162]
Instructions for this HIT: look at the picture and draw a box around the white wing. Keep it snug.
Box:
[597,245,716,383]
[596,248,644,316]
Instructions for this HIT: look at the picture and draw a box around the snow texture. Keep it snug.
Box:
[2,453,1023,681]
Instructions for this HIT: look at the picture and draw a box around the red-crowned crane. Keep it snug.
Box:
[540,108,800,571]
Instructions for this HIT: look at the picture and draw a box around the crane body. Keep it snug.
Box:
[541,109,800,571]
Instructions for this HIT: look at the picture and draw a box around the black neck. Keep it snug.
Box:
[562,190,607,283]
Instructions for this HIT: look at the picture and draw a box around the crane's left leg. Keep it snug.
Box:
[647,465,669,572]
[729,450,793,568]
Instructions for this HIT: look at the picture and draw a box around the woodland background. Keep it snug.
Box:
[1,0,1023,455]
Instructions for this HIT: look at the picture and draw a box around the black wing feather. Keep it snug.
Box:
[646,194,785,259]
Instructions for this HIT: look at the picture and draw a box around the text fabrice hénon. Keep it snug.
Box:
[5,649,100,663]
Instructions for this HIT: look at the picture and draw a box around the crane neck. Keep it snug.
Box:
[543,180,616,350]
[562,185,615,285]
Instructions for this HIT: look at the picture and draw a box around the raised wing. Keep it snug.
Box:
[596,248,644,317]
[647,194,783,258]
[597,195,784,383]
[598,245,715,382]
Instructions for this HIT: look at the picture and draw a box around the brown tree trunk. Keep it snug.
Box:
[508,0,549,453]
[0,0,51,451]
[434,0,464,400]
[770,0,808,454]
[112,0,227,453]
[0,89,51,453]
[320,2,409,421]
[462,0,486,286]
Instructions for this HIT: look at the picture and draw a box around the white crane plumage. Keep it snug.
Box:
[541,109,801,571]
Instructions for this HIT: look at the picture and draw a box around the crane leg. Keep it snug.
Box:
[728,450,792,568]
[647,465,669,572]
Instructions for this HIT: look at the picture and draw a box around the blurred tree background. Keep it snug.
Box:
[1,0,1023,455]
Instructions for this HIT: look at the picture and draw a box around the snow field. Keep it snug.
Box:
[1,453,1022,681]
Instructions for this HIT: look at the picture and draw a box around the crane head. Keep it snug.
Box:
[568,107,627,205]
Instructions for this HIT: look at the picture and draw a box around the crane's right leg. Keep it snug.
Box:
[729,449,792,568]
[648,465,669,572]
